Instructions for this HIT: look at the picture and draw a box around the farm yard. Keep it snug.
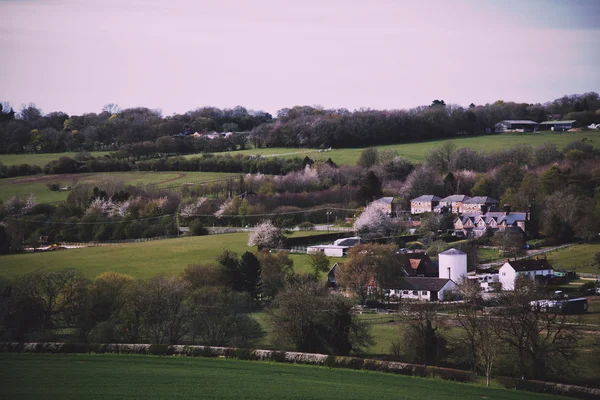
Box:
[0,171,240,203]
[0,353,568,400]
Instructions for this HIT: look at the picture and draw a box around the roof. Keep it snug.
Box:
[374,197,395,204]
[384,277,453,291]
[498,120,538,125]
[539,120,576,125]
[334,237,361,247]
[504,259,554,272]
[411,195,442,202]
[476,212,527,225]
[441,195,471,202]
[439,248,465,256]
[463,196,499,205]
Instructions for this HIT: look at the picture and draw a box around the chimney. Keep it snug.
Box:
[481,204,488,214]
[504,204,511,215]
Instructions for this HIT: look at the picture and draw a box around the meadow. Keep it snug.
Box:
[0,232,342,279]
[0,151,109,167]
[0,353,567,400]
[207,131,600,165]
[0,171,239,203]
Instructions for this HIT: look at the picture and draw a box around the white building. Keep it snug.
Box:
[307,237,360,257]
[438,248,467,282]
[385,277,458,302]
[468,273,499,292]
[499,259,554,291]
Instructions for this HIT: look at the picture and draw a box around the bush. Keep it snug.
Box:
[297,221,315,231]
[148,344,171,355]
[496,377,600,399]
[189,219,208,236]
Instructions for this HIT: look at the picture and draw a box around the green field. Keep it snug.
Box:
[545,244,600,275]
[0,232,341,279]
[0,171,239,203]
[208,131,600,165]
[0,151,109,167]
[0,353,566,400]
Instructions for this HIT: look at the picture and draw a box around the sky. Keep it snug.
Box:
[1,0,599,116]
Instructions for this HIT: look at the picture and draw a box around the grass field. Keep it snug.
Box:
[0,232,342,279]
[207,131,600,165]
[545,243,600,274]
[0,353,567,400]
[0,151,109,167]
[0,171,239,203]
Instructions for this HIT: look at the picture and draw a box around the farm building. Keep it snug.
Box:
[307,237,360,257]
[499,258,554,290]
[494,120,539,132]
[398,251,437,277]
[384,277,457,302]
[539,120,576,131]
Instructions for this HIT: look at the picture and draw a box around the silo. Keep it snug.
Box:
[438,248,467,282]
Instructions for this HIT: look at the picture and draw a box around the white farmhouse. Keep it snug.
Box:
[499,258,554,291]
[385,277,457,302]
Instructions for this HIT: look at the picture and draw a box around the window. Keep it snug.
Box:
[421,291,428,295]
[403,290,408,295]
[502,272,506,276]
[412,291,418,295]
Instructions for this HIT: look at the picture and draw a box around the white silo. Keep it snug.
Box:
[438,248,467,282]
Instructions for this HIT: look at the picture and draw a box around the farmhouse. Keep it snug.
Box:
[461,196,500,212]
[410,195,442,214]
[494,120,539,132]
[307,237,360,257]
[499,258,554,291]
[539,120,576,131]
[385,277,457,302]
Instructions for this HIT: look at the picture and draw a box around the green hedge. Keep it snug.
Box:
[497,376,600,399]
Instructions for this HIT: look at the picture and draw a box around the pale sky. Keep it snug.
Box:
[1,0,599,116]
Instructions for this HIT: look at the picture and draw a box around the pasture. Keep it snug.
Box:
[0,353,567,400]
[0,171,239,203]
[208,131,600,165]
[545,243,600,275]
[0,151,109,167]
[0,232,341,279]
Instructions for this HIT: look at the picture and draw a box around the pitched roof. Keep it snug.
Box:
[374,197,395,204]
[498,120,538,125]
[440,195,471,202]
[439,248,465,256]
[463,196,499,205]
[411,195,442,202]
[475,212,527,225]
[539,120,576,125]
[384,277,453,291]
[504,259,554,272]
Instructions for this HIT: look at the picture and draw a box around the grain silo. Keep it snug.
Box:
[438,248,467,282]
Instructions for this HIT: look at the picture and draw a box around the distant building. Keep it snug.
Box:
[436,194,471,214]
[410,195,442,214]
[539,120,576,131]
[461,196,500,213]
[370,197,399,216]
[307,237,360,257]
[453,206,529,238]
[494,120,539,133]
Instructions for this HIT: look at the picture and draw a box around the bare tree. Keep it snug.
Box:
[492,277,581,380]
[102,103,121,114]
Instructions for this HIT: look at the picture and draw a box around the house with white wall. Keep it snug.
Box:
[307,237,360,257]
[498,258,554,290]
[384,277,458,302]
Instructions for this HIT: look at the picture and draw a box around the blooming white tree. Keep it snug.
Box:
[353,203,397,240]
[248,220,284,249]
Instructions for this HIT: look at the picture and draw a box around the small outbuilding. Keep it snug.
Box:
[384,277,457,302]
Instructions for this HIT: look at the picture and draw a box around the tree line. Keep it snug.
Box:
[1,93,599,154]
